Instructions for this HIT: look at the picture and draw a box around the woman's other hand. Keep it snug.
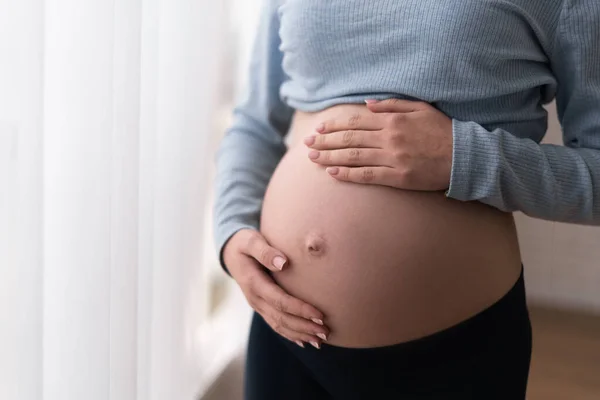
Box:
[223,228,329,349]
[304,98,453,192]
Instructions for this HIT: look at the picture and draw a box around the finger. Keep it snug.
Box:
[257,298,329,339]
[279,326,323,349]
[262,307,329,342]
[263,313,323,348]
[326,166,399,186]
[243,230,288,271]
[255,273,325,323]
[308,148,393,167]
[304,129,383,150]
[317,111,383,134]
[365,98,428,113]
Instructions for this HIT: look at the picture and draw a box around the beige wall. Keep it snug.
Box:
[518,104,600,313]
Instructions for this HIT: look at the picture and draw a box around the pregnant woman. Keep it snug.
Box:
[213,1,600,399]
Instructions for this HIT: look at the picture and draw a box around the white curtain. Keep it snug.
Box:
[0,1,226,399]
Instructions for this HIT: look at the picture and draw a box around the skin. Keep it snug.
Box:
[224,98,455,348]
[305,98,454,191]
[260,103,522,347]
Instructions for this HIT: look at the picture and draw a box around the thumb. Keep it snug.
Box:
[365,98,424,113]
[244,230,288,272]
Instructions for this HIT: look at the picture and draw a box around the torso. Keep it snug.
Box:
[260,104,523,348]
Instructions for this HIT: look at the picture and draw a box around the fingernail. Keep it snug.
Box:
[365,99,379,104]
[303,135,316,146]
[295,341,305,348]
[317,333,327,341]
[310,341,321,349]
[272,256,286,270]
[311,318,323,325]
[316,123,325,133]
[308,150,320,160]
[326,167,339,175]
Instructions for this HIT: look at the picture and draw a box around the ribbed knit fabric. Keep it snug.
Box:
[213,0,600,273]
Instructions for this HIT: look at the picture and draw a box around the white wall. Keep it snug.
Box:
[519,104,600,313]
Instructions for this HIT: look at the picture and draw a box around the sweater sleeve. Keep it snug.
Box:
[444,0,600,225]
[212,0,293,276]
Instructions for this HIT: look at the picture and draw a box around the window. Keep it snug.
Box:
[197,0,262,394]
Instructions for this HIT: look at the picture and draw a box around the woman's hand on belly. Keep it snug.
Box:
[223,228,330,349]
[303,98,453,192]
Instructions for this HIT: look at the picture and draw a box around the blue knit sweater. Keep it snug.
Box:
[213,0,600,271]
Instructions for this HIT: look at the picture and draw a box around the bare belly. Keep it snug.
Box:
[260,104,523,348]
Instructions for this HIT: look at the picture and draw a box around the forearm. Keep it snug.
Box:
[445,119,600,225]
[213,113,288,274]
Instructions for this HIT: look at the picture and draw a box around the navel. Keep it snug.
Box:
[304,232,327,257]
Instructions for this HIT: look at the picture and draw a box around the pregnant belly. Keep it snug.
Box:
[260,104,523,348]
